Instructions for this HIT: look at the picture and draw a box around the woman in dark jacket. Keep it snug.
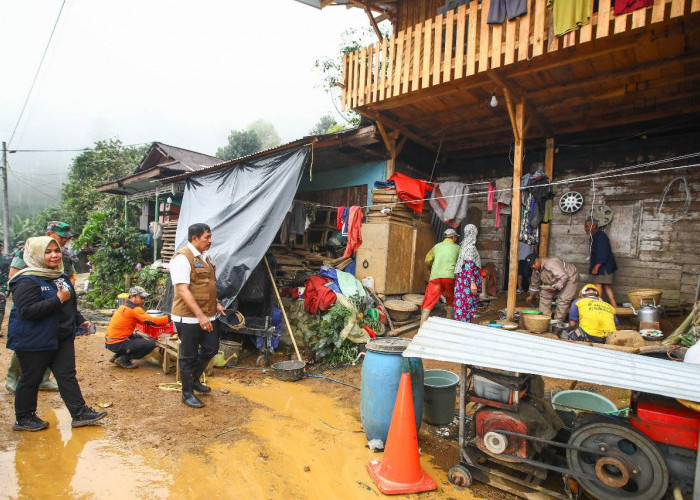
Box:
[7,236,106,431]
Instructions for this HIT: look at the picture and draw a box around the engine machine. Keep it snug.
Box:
[449,367,700,499]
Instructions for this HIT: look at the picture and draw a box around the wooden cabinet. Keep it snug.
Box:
[355,220,435,295]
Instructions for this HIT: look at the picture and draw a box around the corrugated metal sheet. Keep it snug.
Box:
[403,317,700,403]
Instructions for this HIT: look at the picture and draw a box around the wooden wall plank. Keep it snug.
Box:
[402,26,412,94]
[379,37,387,101]
[342,54,349,110]
[466,1,478,75]
[479,0,491,72]
[597,0,611,38]
[670,0,684,17]
[367,44,375,104]
[422,19,432,88]
[350,51,357,108]
[518,1,531,61]
[505,16,517,65]
[454,5,467,79]
[651,0,666,22]
[491,23,503,68]
[393,31,404,97]
[433,14,444,85]
[358,48,367,106]
[693,0,700,13]
[580,0,594,42]
[631,8,646,29]
[412,26,422,92]
[614,12,628,34]
[443,10,455,83]
[385,37,394,99]
[533,0,545,56]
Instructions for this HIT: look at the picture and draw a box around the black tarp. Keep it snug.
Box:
[173,145,310,305]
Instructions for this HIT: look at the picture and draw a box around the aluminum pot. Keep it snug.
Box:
[637,298,661,323]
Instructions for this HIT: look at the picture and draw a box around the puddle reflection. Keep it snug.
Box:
[1,408,170,499]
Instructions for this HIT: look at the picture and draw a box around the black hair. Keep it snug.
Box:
[188,223,211,242]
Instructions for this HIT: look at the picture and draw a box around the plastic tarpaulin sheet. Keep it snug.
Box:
[174,145,310,304]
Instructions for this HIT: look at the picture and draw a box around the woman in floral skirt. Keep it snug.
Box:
[453,224,482,323]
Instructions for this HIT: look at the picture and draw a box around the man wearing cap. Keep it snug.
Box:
[9,221,77,286]
[104,286,170,369]
[562,284,618,343]
[169,223,226,408]
[420,228,461,326]
[525,254,579,323]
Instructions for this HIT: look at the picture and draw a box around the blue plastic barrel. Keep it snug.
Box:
[361,338,424,442]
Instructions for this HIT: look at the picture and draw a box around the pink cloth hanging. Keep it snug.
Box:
[487,182,496,212]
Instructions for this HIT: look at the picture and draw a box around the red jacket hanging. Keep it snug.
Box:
[614,0,653,15]
[387,172,434,213]
[343,206,363,258]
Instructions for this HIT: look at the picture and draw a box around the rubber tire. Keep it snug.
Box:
[448,465,473,488]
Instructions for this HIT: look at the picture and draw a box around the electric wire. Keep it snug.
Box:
[304,152,700,211]
[7,0,67,148]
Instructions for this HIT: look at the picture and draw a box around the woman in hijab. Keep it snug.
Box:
[7,236,106,431]
[453,224,482,323]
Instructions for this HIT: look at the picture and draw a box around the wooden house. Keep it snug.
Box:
[97,142,222,260]
[301,0,700,314]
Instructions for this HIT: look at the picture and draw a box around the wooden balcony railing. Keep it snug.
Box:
[342,0,698,110]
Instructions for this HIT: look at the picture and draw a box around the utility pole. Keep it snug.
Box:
[1,142,9,251]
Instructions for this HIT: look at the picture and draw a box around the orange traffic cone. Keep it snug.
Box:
[367,372,437,494]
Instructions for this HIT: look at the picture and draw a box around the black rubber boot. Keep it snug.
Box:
[191,359,211,394]
[181,370,204,408]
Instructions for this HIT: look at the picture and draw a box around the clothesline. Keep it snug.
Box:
[304,152,700,212]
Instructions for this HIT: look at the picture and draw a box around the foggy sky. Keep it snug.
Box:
[0,0,373,209]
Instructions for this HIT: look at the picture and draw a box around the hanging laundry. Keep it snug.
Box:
[289,201,307,235]
[547,0,591,36]
[488,0,528,24]
[487,181,496,212]
[340,207,350,236]
[429,181,470,228]
[543,184,557,223]
[614,0,653,15]
[336,206,345,230]
[373,180,396,190]
[387,172,434,214]
[496,177,512,206]
[343,206,363,258]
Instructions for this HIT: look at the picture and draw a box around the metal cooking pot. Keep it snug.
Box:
[636,298,661,324]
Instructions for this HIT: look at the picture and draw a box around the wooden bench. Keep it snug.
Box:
[135,331,181,382]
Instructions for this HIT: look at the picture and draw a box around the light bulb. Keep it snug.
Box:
[166,196,173,204]
[490,94,498,107]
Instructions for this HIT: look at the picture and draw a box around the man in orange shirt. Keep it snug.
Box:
[105,286,170,369]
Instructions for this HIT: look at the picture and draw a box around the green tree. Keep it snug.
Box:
[10,138,145,246]
[248,119,282,150]
[77,210,145,308]
[216,120,283,161]
[61,138,145,229]
[313,26,391,128]
[308,114,339,135]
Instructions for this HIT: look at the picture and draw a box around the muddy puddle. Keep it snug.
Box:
[1,376,479,499]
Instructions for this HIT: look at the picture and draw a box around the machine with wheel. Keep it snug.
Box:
[448,365,699,499]
[405,318,700,499]
[221,259,280,366]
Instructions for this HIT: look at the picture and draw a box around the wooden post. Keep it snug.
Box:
[539,138,555,257]
[506,102,525,321]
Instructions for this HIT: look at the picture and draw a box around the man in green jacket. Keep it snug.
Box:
[420,229,461,325]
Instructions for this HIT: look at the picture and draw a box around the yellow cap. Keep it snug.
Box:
[580,284,598,297]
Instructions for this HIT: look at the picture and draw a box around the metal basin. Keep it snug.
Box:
[271,360,306,382]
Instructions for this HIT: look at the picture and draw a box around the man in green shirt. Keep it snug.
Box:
[420,229,461,326]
